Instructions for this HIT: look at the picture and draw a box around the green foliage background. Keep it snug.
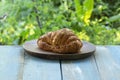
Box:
[0,0,120,45]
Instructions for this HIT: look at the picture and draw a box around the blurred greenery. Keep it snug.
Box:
[0,0,120,45]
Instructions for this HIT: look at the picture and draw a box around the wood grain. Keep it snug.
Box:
[22,53,61,80]
[94,46,120,80]
[61,55,101,80]
[0,46,24,80]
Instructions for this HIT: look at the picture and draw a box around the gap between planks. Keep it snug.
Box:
[59,60,63,80]
[93,50,102,80]
[17,48,25,80]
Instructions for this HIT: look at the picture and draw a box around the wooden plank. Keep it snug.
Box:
[106,46,120,79]
[0,46,24,80]
[94,46,120,80]
[23,53,62,80]
[106,46,120,63]
[61,55,101,80]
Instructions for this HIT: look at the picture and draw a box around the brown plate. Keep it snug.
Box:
[23,40,96,60]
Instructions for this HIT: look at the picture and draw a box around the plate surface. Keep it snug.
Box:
[23,40,96,60]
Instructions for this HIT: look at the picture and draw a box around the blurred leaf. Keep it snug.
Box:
[83,0,94,24]
[74,0,83,20]
[109,14,120,22]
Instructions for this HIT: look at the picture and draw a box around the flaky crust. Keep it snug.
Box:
[37,28,83,54]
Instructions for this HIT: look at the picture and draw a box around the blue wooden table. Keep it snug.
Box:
[0,46,120,80]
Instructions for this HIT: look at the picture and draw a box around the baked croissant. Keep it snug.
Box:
[37,28,83,54]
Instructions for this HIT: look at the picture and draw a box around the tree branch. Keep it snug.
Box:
[32,0,43,34]
[0,14,7,20]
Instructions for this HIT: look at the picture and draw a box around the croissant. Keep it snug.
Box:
[37,28,83,54]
